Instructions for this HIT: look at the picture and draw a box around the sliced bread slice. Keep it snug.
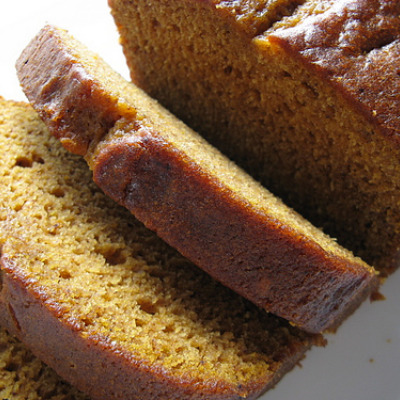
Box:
[0,97,318,400]
[16,25,378,333]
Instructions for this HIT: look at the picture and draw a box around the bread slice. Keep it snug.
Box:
[0,97,320,400]
[16,25,377,334]
[0,327,88,400]
[108,0,400,274]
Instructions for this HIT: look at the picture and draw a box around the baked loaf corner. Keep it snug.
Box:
[108,0,400,274]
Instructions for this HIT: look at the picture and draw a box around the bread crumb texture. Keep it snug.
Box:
[0,98,315,398]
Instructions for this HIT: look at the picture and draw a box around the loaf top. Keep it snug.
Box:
[208,0,400,144]
[0,97,316,399]
[268,0,400,144]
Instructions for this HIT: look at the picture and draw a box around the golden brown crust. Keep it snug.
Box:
[200,0,306,37]
[268,0,400,145]
[194,0,400,145]
[16,25,379,333]
[0,256,262,400]
[94,128,378,333]
[16,30,126,156]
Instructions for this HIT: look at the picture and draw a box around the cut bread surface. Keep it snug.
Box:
[0,98,317,399]
[16,25,378,333]
[108,0,400,273]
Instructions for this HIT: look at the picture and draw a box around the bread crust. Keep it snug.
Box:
[94,126,378,334]
[190,0,400,145]
[267,0,400,146]
[16,25,378,333]
[0,254,268,400]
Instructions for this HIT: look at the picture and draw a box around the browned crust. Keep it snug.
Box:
[202,0,400,145]
[16,27,127,156]
[94,126,379,334]
[16,25,378,333]
[191,0,307,37]
[0,253,281,400]
[266,0,400,145]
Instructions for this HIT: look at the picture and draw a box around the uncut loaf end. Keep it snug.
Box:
[0,97,319,400]
[109,0,400,274]
[16,25,378,334]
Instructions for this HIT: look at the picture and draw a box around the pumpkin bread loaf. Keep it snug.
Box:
[0,97,321,399]
[0,327,88,400]
[108,0,400,274]
[17,26,378,333]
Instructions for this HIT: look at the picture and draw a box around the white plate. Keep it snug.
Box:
[1,2,399,399]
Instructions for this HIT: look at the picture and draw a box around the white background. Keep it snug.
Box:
[1,2,399,399]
